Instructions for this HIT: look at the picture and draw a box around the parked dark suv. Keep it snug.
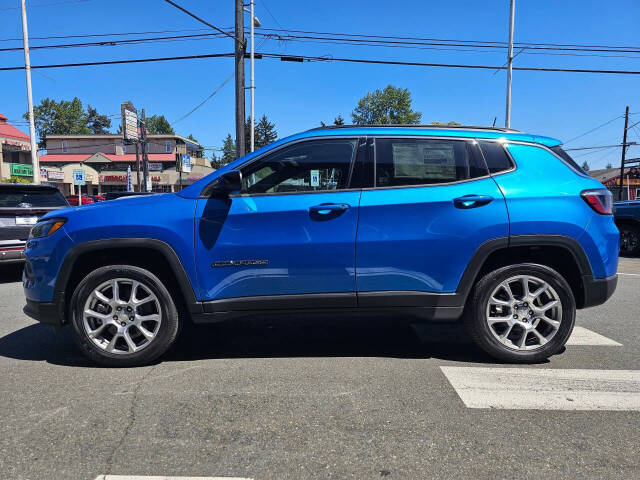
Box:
[0,184,68,264]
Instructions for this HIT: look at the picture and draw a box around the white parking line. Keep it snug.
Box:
[95,476,253,480]
[618,272,640,277]
[565,326,622,346]
[440,367,640,410]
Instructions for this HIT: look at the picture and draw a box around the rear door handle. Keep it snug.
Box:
[453,195,494,209]
[309,203,350,214]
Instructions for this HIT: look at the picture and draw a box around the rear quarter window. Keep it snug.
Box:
[479,141,514,174]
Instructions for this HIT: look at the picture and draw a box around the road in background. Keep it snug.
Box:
[0,258,639,480]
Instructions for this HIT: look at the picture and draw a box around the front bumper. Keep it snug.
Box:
[581,273,618,308]
[23,298,60,325]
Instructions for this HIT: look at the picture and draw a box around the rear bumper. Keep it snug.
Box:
[581,273,618,308]
[0,243,26,263]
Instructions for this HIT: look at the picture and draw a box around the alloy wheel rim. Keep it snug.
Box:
[621,230,638,253]
[485,274,562,351]
[82,278,162,355]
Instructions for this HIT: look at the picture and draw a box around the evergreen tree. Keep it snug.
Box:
[581,160,591,172]
[221,134,236,164]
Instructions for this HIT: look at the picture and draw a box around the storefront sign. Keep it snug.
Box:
[148,162,163,171]
[46,170,65,181]
[181,154,192,173]
[40,168,47,181]
[100,174,162,183]
[10,163,33,177]
[121,102,139,142]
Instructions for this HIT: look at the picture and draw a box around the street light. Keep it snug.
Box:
[244,2,261,152]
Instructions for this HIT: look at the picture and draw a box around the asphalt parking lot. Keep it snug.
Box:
[1,258,639,480]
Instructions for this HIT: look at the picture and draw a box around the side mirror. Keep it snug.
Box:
[209,170,242,198]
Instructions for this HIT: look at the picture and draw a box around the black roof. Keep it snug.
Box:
[308,124,522,133]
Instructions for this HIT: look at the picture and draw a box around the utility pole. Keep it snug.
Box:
[20,0,40,184]
[619,105,630,201]
[140,109,149,192]
[135,142,141,191]
[249,0,255,152]
[235,0,246,158]
[505,0,515,129]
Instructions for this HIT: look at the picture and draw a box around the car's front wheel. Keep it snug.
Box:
[464,263,575,363]
[69,265,180,367]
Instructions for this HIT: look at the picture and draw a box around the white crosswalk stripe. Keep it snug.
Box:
[565,326,622,346]
[95,476,253,480]
[441,367,640,411]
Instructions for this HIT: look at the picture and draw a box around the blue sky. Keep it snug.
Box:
[1,0,639,168]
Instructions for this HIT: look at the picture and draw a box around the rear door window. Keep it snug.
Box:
[374,138,488,187]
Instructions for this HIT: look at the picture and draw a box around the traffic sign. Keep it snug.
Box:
[73,169,85,186]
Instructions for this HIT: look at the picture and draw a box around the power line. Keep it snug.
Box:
[172,73,234,124]
[563,115,625,145]
[6,50,640,75]
[161,0,238,43]
[5,30,640,59]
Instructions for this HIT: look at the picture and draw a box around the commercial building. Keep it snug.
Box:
[0,113,38,182]
[39,133,215,195]
[590,166,640,201]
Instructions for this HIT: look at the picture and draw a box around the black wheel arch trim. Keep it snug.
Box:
[54,238,201,323]
[455,234,594,303]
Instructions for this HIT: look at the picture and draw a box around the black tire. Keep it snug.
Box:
[69,265,180,367]
[464,263,576,363]
[619,223,640,256]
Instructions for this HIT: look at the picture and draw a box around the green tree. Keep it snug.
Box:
[606,162,613,169]
[333,115,345,125]
[221,134,236,164]
[582,160,591,172]
[85,105,111,134]
[244,114,278,152]
[145,114,174,134]
[26,97,91,147]
[256,114,277,148]
[351,85,421,125]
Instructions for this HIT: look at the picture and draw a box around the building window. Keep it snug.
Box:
[165,140,172,153]
[122,141,127,153]
[62,141,68,153]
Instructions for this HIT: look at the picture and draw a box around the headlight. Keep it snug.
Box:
[29,218,67,239]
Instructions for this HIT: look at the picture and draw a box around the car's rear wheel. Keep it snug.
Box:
[464,263,575,363]
[619,223,640,256]
[69,265,179,367]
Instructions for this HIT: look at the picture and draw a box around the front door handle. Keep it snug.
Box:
[309,203,350,214]
[453,195,494,209]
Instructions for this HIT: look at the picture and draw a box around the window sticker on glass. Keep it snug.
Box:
[391,143,456,180]
[310,170,320,187]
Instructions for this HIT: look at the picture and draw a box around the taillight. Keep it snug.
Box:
[581,189,613,215]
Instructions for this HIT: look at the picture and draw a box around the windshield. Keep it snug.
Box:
[0,188,68,208]
[550,146,589,176]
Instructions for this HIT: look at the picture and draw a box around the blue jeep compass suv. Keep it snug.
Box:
[22,125,619,366]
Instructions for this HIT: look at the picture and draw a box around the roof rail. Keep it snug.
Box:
[308,124,522,133]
